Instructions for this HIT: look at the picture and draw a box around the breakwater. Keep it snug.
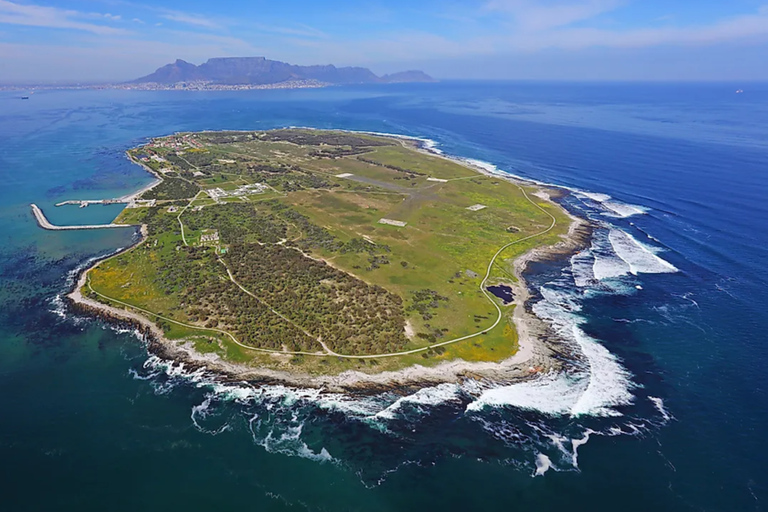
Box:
[30,203,134,231]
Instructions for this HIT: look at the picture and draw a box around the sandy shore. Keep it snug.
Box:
[118,155,163,201]
[62,132,593,394]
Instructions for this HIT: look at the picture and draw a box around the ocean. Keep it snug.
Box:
[0,82,766,511]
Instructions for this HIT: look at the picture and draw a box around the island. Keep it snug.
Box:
[47,129,589,391]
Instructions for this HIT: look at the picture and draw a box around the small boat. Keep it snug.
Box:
[736,89,744,94]
[20,96,29,100]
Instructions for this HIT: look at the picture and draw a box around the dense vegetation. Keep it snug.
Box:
[261,130,393,148]
[184,202,287,244]
[357,156,425,176]
[227,243,407,354]
[142,177,200,200]
[127,198,407,354]
[139,242,318,351]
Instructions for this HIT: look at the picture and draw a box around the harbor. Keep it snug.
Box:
[30,203,134,231]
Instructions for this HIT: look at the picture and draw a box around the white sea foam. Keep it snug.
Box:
[534,453,553,476]
[569,327,634,416]
[467,283,634,417]
[649,396,673,422]
[249,414,334,463]
[420,138,443,154]
[466,372,585,416]
[374,383,461,420]
[50,294,67,319]
[592,249,631,281]
[191,396,232,435]
[463,158,502,175]
[576,191,648,218]
[570,430,592,468]
[574,227,676,291]
[570,249,599,288]
[603,202,649,218]
[580,192,612,203]
[608,229,678,275]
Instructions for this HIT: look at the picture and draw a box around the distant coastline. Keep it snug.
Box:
[2,80,332,92]
[2,56,435,93]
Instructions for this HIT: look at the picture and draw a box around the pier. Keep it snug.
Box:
[30,204,134,231]
[54,199,127,207]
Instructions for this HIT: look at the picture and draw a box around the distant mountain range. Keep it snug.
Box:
[133,57,435,85]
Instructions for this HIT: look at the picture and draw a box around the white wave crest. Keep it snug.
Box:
[649,396,673,422]
[576,191,648,218]
[374,383,461,420]
[534,453,553,476]
[570,430,592,467]
[249,413,333,463]
[608,229,678,275]
[467,283,634,417]
[49,294,67,319]
[421,138,443,154]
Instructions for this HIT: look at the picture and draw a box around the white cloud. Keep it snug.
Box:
[160,11,221,29]
[506,9,768,50]
[249,6,768,66]
[0,0,130,35]
[484,0,623,30]
[0,34,267,82]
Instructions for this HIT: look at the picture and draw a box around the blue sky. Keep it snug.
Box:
[2,0,768,82]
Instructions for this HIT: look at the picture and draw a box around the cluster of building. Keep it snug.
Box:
[379,218,408,227]
[205,183,269,201]
[149,134,203,151]
[112,80,328,92]
[126,199,156,208]
[200,231,220,244]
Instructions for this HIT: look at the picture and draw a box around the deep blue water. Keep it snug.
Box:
[1,82,767,511]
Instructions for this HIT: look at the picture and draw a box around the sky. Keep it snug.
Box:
[2,0,768,82]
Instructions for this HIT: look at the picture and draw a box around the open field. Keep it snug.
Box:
[85,129,572,374]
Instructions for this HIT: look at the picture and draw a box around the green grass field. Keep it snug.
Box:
[88,129,571,374]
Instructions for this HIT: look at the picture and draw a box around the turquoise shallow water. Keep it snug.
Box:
[1,83,766,511]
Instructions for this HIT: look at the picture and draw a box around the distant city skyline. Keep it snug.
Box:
[2,0,768,82]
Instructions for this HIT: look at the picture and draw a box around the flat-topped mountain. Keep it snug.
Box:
[380,70,436,83]
[133,57,435,85]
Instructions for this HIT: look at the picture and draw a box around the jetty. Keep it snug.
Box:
[55,199,127,207]
[30,204,134,231]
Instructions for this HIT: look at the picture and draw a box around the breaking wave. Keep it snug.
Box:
[570,226,679,290]
[608,229,679,275]
[466,279,635,417]
[576,191,649,218]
